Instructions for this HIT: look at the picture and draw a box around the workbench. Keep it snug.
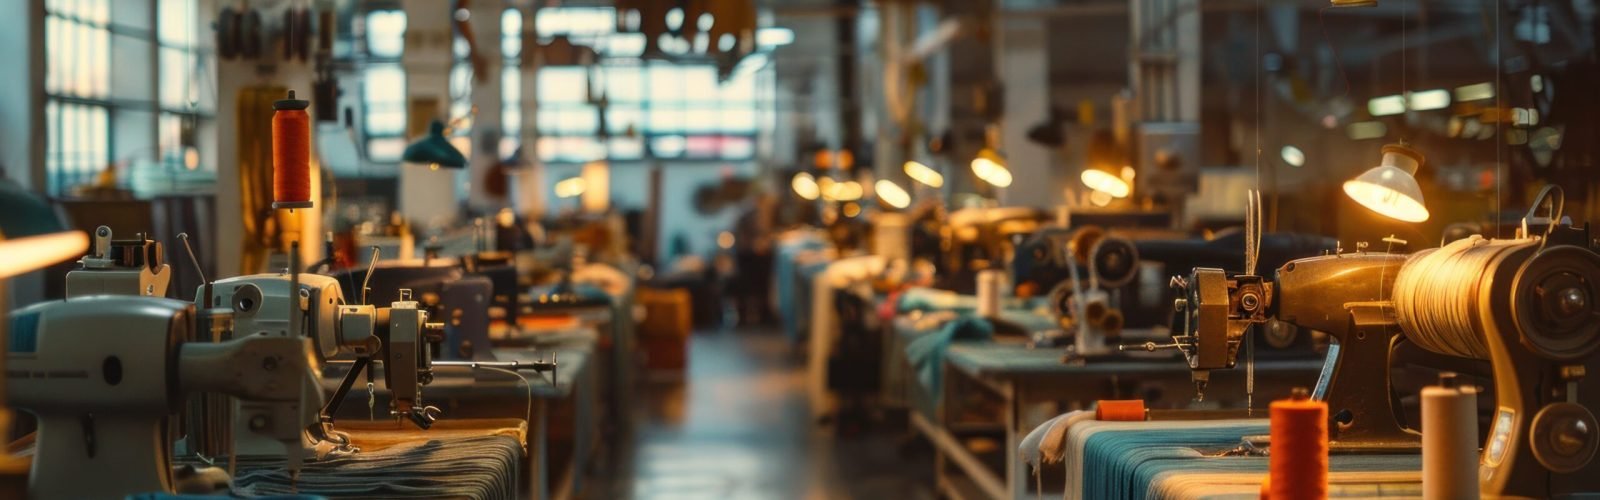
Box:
[321,322,601,500]
[908,334,1324,500]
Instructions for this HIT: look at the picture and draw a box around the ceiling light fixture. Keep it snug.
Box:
[1343,143,1429,222]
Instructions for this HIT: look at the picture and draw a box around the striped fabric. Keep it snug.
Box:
[230,435,522,499]
[1039,416,1422,499]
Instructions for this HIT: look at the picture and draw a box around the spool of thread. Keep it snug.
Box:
[272,90,313,209]
[976,269,1004,318]
[1096,399,1146,421]
[1264,388,1327,500]
[1422,373,1478,500]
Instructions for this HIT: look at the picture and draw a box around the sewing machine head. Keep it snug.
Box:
[7,295,320,499]
[203,273,445,429]
[65,225,171,298]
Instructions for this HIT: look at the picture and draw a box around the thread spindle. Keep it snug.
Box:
[272,89,313,210]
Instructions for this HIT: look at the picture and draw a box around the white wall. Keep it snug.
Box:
[540,160,758,261]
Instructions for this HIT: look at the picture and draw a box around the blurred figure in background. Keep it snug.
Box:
[731,191,778,326]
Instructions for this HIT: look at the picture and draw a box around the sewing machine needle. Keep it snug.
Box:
[1246,327,1255,415]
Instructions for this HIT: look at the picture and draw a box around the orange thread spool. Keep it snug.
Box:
[1095,400,1146,421]
[272,90,313,209]
[1264,388,1328,500]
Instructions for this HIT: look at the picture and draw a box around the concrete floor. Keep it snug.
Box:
[597,327,936,500]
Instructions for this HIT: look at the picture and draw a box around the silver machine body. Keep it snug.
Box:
[6,295,320,499]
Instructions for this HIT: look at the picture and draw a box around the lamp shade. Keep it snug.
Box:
[971,149,1012,188]
[1342,143,1429,222]
[402,120,467,169]
[1080,165,1131,198]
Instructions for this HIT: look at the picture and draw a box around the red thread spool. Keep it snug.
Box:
[1095,399,1146,421]
[1264,388,1328,500]
[272,90,313,210]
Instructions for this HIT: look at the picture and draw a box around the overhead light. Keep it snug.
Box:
[1408,89,1450,111]
[402,120,467,169]
[554,177,587,198]
[1280,145,1306,167]
[875,179,911,209]
[1080,164,1131,198]
[970,149,1012,188]
[828,180,864,201]
[817,176,837,200]
[0,231,89,279]
[791,172,820,200]
[903,160,944,188]
[1368,95,1406,116]
[757,27,794,48]
[1330,0,1378,6]
[1455,82,1495,102]
[1343,143,1429,222]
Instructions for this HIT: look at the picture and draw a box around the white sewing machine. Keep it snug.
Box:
[6,295,321,499]
[64,226,171,298]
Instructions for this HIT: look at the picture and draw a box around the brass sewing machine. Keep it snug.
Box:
[1150,187,1600,498]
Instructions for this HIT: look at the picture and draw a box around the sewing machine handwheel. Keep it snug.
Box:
[1066,226,1105,265]
[1530,402,1598,473]
[1512,246,1600,360]
[1090,237,1139,288]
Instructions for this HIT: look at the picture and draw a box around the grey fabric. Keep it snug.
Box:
[229,435,521,499]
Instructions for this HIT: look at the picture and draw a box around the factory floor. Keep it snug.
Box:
[593,326,935,500]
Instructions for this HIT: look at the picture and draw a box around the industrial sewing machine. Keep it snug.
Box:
[6,295,320,499]
[207,271,452,435]
[64,225,171,298]
[1012,223,1335,356]
[219,255,556,427]
[925,207,1048,295]
[1152,187,1600,498]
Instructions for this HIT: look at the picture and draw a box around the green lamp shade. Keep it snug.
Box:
[402,120,467,169]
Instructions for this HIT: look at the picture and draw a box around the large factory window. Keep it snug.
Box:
[362,9,408,162]
[530,6,766,163]
[157,0,211,171]
[43,0,112,195]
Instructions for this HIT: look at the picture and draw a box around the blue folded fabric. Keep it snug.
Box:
[904,315,995,399]
[775,239,828,341]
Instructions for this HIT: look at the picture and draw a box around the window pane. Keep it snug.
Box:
[536,7,614,38]
[364,65,407,103]
[366,10,406,58]
[159,46,189,108]
[538,67,589,103]
[502,66,521,102]
[158,0,196,47]
[647,64,685,102]
[502,9,522,58]
[603,65,643,102]
[539,106,598,134]
[503,107,522,135]
[606,106,642,134]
